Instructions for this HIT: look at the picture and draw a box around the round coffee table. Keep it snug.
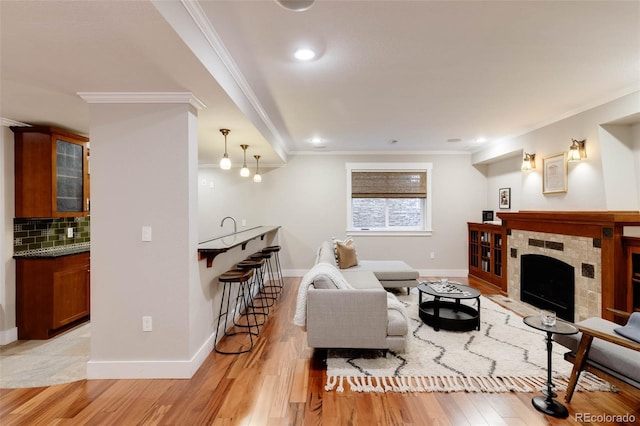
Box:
[523,315,578,419]
[417,281,481,331]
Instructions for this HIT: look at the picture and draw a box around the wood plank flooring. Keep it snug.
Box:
[1,276,639,425]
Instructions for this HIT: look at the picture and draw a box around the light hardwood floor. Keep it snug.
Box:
[1,276,639,425]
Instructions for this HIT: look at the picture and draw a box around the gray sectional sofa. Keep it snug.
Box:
[294,241,419,352]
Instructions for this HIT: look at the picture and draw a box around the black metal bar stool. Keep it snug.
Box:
[214,268,259,354]
[261,245,284,291]
[236,259,270,322]
[249,251,280,300]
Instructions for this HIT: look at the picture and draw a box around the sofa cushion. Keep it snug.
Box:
[614,312,640,343]
[553,317,640,384]
[335,239,358,269]
[340,270,383,290]
[352,260,419,281]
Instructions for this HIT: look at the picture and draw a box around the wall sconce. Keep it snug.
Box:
[219,129,231,170]
[240,144,250,177]
[253,155,262,183]
[568,139,586,162]
[521,152,536,171]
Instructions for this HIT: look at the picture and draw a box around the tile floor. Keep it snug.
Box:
[0,323,89,389]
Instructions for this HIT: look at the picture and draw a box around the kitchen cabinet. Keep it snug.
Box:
[468,222,507,292]
[12,126,89,218]
[15,251,90,339]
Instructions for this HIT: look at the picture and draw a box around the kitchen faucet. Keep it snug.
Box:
[220,216,237,234]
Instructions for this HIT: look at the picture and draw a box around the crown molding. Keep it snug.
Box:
[151,0,288,163]
[1,118,30,127]
[76,92,206,110]
[179,1,286,148]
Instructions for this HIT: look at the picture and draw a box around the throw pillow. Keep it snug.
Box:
[335,239,358,269]
[614,312,640,343]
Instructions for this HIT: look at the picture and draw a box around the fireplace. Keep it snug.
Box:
[521,254,575,321]
[498,211,640,323]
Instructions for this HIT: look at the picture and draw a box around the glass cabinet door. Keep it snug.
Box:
[56,139,84,213]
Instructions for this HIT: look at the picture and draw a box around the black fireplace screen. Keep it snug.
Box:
[520,254,575,322]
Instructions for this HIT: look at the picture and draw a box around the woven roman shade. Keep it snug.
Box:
[351,171,427,198]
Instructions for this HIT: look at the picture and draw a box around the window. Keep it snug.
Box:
[346,163,432,235]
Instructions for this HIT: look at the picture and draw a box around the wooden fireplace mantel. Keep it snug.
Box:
[497,211,640,238]
[496,211,640,322]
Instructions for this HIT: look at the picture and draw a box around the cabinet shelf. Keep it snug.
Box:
[468,222,507,292]
[623,237,640,314]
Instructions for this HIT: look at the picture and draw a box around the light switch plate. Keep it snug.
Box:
[142,226,152,242]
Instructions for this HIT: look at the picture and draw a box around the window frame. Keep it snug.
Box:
[346,162,433,236]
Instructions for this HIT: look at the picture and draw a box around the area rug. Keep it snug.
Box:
[325,288,612,394]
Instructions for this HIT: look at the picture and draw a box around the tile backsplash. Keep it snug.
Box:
[14,217,90,254]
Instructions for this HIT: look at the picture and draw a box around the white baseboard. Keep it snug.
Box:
[283,269,468,278]
[87,331,216,380]
[0,327,18,345]
[417,269,469,278]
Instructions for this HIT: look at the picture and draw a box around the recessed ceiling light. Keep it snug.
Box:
[294,48,316,61]
[276,0,315,12]
[476,137,487,143]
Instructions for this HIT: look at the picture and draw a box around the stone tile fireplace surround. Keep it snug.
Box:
[507,229,601,322]
[497,211,640,323]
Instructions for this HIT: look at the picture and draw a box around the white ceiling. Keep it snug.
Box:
[2,1,639,167]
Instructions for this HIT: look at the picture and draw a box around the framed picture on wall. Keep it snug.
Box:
[499,187,511,209]
[543,152,568,194]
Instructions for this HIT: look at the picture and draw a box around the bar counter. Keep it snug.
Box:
[197,226,280,267]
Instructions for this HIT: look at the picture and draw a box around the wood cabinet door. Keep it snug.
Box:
[52,266,90,328]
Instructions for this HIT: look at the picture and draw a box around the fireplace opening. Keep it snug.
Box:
[520,254,575,322]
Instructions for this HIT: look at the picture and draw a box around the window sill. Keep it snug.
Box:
[346,229,433,237]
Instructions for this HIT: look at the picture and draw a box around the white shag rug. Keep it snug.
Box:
[325,289,613,394]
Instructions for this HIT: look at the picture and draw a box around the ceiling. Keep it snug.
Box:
[2,1,639,167]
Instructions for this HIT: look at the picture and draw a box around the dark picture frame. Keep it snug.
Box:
[499,187,511,209]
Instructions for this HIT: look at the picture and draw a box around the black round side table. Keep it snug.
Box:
[523,315,578,418]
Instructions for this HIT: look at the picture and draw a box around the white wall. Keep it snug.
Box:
[633,122,640,204]
[475,91,640,212]
[87,101,201,378]
[600,123,639,210]
[198,165,262,242]
[0,127,17,344]
[486,154,522,213]
[199,153,487,277]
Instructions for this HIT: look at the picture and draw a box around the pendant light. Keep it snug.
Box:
[219,129,231,170]
[253,155,262,183]
[240,144,250,177]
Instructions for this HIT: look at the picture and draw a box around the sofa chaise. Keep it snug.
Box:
[322,239,419,294]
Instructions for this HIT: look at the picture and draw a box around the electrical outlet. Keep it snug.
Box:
[241,219,247,227]
[430,252,436,259]
[142,316,152,332]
